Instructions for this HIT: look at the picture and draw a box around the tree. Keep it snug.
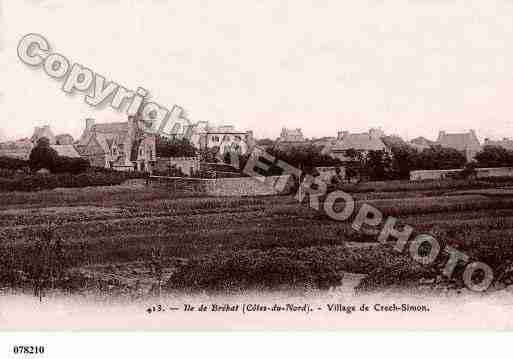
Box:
[29,137,58,172]
[52,156,90,174]
[156,136,196,157]
[474,145,513,168]
[363,150,393,181]
[389,143,418,179]
[255,138,275,147]
[459,162,477,179]
[29,137,90,174]
[411,145,467,170]
[265,144,344,175]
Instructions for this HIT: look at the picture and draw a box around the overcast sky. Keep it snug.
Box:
[2,0,513,141]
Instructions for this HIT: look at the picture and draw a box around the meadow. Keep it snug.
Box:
[0,179,512,297]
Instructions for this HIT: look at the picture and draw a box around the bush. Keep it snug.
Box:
[0,156,28,170]
[327,177,513,194]
[0,167,148,192]
[152,165,186,177]
[27,137,91,174]
[29,138,58,172]
[156,136,196,157]
[165,247,344,292]
[52,156,90,174]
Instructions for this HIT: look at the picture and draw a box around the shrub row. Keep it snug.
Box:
[164,247,345,292]
[329,177,513,194]
[0,156,28,170]
[0,168,147,192]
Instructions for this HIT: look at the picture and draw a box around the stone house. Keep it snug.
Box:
[31,125,56,145]
[436,130,481,162]
[0,126,78,160]
[327,129,388,161]
[274,128,308,150]
[188,122,254,155]
[410,136,435,151]
[277,128,306,143]
[77,116,156,172]
[55,134,74,145]
[0,138,34,159]
[51,144,81,158]
[483,138,513,151]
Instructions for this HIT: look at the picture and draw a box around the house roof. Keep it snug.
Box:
[278,128,305,142]
[79,122,129,147]
[55,133,74,145]
[50,145,81,158]
[90,133,117,155]
[330,133,387,152]
[409,136,434,151]
[411,136,434,145]
[484,138,513,151]
[31,126,56,144]
[92,122,129,134]
[436,131,481,151]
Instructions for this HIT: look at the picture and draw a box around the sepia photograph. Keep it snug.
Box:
[1,1,513,351]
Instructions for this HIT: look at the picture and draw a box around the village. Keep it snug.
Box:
[2,110,513,187]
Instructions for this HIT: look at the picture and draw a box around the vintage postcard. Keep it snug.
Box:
[1,0,513,336]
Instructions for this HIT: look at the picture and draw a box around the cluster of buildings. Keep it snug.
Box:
[274,126,486,162]
[0,115,255,173]
[1,111,511,177]
[0,125,82,160]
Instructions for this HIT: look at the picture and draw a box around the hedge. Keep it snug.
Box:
[165,247,346,292]
[0,168,147,192]
[0,156,29,170]
[329,177,513,194]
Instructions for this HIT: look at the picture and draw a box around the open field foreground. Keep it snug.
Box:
[1,181,513,301]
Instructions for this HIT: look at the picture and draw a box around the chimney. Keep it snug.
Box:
[86,118,95,132]
[337,131,348,140]
[369,127,384,139]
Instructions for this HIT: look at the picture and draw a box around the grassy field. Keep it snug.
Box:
[1,181,512,297]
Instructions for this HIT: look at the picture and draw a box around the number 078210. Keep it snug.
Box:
[12,346,45,355]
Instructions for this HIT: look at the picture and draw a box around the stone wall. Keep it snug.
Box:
[0,148,31,160]
[210,175,294,196]
[148,176,214,194]
[155,157,200,176]
[315,166,346,183]
[475,167,513,178]
[410,167,513,181]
